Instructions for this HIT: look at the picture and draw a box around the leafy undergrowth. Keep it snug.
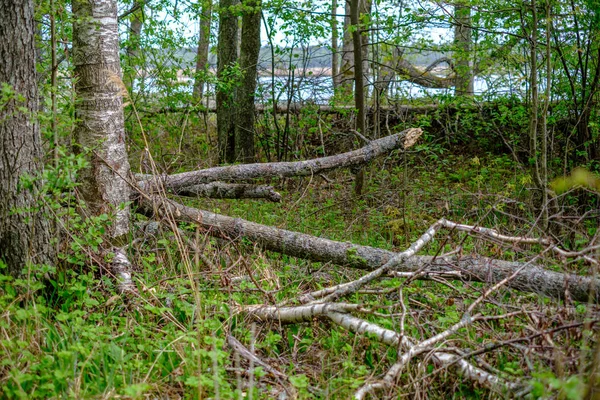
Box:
[1,145,598,398]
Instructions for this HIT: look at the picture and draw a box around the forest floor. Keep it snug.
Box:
[1,124,598,399]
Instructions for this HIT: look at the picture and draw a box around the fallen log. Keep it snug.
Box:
[173,182,282,202]
[138,128,422,191]
[133,177,282,202]
[136,196,600,303]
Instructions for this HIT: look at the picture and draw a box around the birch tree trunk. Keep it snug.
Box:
[234,0,261,163]
[0,0,53,276]
[73,0,132,239]
[217,0,239,163]
[193,0,213,102]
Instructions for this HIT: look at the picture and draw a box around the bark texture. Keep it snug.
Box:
[216,0,239,163]
[234,0,261,162]
[73,0,132,238]
[139,128,422,191]
[137,197,600,303]
[193,0,213,101]
[173,182,281,202]
[0,0,53,275]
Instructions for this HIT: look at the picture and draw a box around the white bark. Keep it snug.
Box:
[73,0,132,238]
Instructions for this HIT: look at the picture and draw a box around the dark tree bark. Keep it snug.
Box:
[234,0,261,163]
[216,0,239,163]
[0,0,53,275]
[339,0,371,98]
[350,0,367,195]
[193,0,213,101]
[73,0,132,239]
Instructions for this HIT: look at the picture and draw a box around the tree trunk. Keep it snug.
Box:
[0,0,53,276]
[193,0,213,102]
[350,0,367,195]
[234,0,261,163]
[331,0,340,89]
[216,0,239,163]
[453,4,474,96]
[73,0,132,239]
[137,196,600,304]
[124,0,144,89]
[138,128,422,191]
[339,0,354,97]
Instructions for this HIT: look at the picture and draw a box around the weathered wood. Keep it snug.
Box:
[173,182,281,202]
[138,128,422,191]
[136,196,600,304]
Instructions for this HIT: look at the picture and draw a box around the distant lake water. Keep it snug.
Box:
[138,73,516,104]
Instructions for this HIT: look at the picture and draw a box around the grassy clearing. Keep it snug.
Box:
[1,122,598,399]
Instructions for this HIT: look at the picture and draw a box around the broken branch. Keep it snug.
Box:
[135,196,600,303]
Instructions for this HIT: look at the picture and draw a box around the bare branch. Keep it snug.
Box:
[137,128,422,191]
[135,197,600,303]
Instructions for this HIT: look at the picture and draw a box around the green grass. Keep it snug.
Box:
[1,135,597,398]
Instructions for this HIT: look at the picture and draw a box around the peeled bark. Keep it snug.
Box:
[73,0,132,239]
[234,0,261,163]
[0,0,53,275]
[216,0,239,163]
[193,0,213,101]
[138,128,422,191]
[136,196,600,303]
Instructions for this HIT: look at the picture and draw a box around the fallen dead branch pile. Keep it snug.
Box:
[129,127,599,397]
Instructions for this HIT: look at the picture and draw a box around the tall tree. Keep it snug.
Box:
[234,0,261,162]
[0,0,53,276]
[123,0,145,90]
[73,0,132,240]
[193,0,213,102]
[339,0,371,99]
[216,0,239,163]
[331,0,340,89]
[350,0,367,195]
[453,3,474,95]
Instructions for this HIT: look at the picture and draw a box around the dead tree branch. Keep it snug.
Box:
[138,128,422,191]
[173,182,282,202]
[135,197,600,303]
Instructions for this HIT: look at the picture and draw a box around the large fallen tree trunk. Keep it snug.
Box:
[136,196,600,303]
[138,128,422,191]
[173,182,282,202]
[132,178,282,202]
